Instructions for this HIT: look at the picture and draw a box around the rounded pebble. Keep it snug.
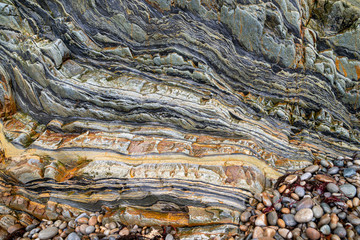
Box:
[38,227,59,240]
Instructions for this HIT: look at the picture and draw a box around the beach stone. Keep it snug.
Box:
[314,174,336,183]
[328,167,339,174]
[334,160,344,167]
[331,235,341,240]
[294,186,305,197]
[26,224,38,232]
[277,219,285,228]
[38,227,59,240]
[320,225,331,235]
[294,208,313,223]
[77,217,88,224]
[278,228,292,239]
[312,205,323,218]
[85,226,95,234]
[109,222,117,230]
[88,216,97,226]
[296,197,313,211]
[326,183,339,193]
[68,220,75,228]
[305,165,319,173]
[321,160,330,167]
[355,225,360,234]
[79,224,88,234]
[300,172,312,181]
[344,168,357,178]
[282,214,296,227]
[306,228,320,240]
[165,234,174,240]
[338,212,346,219]
[262,193,272,207]
[66,232,81,240]
[253,226,264,239]
[255,214,267,226]
[267,211,278,226]
[334,227,347,238]
[285,175,298,184]
[321,203,331,213]
[119,227,129,236]
[318,214,331,227]
[340,184,357,198]
[59,222,67,230]
[348,214,360,225]
[241,211,251,222]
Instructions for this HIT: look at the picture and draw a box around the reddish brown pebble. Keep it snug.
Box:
[291,193,299,200]
[239,225,248,231]
[262,192,272,207]
[255,214,267,227]
[264,228,276,237]
[306,228,320,240]
[281,208,290,214]
[277,219,285,228]
[88,216,97,226]
[314,174,336,183]
[279,185,286,193]
[77,217,88,224]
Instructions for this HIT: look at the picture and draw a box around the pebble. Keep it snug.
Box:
[326,183,339,193]
[88,216,97,226]
[294,208,313,223]
[300,172,312,181]
[334,227,347,238]
[277,219,285,228]
[306,228,321,240]
[67,232,81,240]
[312,205,323,218]
[278,185,286,193]
[109,222,117,230]
[331,235,341,240]
[343,168,357,177]
[334,160,344,167]
[119,227,130,236]
[296,197,313,211]
[86,226,95,234]
[320,225,331,235]
[59,221,67,230]
[255,213,267,227]
[7,224,22,234]
[280,214,295,226]
[318,214,331,227]
[320,159,330,167]
[284,175,298,184]
[241,211,251,222]
[314,174,336,183]
[305,165,319,173]
[321,202,331,213]
[294,186,305,197]
[340,184,357,198]
[262,192,272,207]
[38,227,59,240]
[253,226,264,239]
[355,225,360,234]
[328,167,340,174]
[348,214,360,225]
[165,234,174,240]
[267,211,278,226]
[278,228,292,239]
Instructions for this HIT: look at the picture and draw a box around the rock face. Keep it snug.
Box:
[0,0,359,237]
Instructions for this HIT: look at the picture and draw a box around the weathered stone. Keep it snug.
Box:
[296,198,313,211]
[294,208,313,223]
[340,184,357,198]
[38,227,59,240]
[306,228,321,240]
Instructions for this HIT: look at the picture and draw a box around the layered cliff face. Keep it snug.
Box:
[0,0,359,236]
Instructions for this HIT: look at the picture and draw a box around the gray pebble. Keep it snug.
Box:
[326,183,339,193]
[312,205,323,218]
[267,211,278,226]
[334,160,344,167]
[300,172,312,181]
[38,227,59,240]
[321,160,330,167]
[348,214,360,225]
[66,232,81,240]
[283,214,297,227]
[85,225,95,234]
[295,186,305,197]
[305,165,319,173]
[334,227,347,238]
[328,167,339,174]
[344,168,357,178]
[30,227,41,235]
[321,202,332,213]
[355,225,360,234]
[26,224,38,232]
[338,212,347,219]
[320,225,331,235]
[165,234,174,240]
[340,184,357,198]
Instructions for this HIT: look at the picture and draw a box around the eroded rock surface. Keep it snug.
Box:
[0,0,359,238]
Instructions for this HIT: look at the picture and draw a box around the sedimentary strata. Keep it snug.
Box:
[0,0,360,237]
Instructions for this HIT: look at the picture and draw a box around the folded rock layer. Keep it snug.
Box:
[0,0,359,236]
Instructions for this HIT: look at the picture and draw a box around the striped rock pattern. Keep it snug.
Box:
[0,0,359,236]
